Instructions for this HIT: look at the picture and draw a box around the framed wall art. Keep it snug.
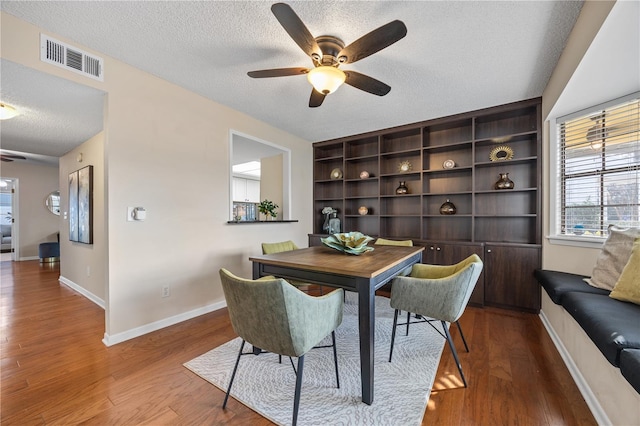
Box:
[69,165,93,244]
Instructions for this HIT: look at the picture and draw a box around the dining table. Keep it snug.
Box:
[249,244,424,405]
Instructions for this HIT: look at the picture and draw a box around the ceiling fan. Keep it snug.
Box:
[248,3,407,107]
[0,152,26,162]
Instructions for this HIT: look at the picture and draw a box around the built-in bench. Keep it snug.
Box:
[535,269,640,394]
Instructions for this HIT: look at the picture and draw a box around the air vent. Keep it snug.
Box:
[40,34,104,81]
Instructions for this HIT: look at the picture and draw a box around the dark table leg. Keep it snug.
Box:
[357,278,375,405]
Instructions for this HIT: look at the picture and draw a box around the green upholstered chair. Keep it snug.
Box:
[374,237,414,247]
[219,268,344,426]
[262,240,323,294]
[388,254,483,387]
[374,238,414,290]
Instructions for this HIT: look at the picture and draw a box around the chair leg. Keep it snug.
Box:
[406,311,411,336]
[331,331,340,388]
[389,309,399,362]
[456,320,469,352]
[292,355,305,426]
[223,339,246,408]
[442,321,467,387]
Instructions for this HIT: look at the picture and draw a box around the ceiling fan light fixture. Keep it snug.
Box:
[307,66,346,95]
[0,103,18,120]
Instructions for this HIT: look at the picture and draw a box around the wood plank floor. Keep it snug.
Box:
[1,260,596,425]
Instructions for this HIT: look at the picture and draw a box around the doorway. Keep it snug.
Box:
[0,178,16,261]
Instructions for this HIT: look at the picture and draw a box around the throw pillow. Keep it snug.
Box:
[610,238,640,305]
[584,225,640,290]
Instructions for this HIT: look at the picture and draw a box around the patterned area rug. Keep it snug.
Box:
[184,293,446,426]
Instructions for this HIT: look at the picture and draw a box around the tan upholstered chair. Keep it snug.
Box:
[388,254,483,387]
[262,240,323,294]
[219,268,344,426]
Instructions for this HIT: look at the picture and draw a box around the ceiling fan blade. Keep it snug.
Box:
[271,3,322,61]
[309,89,326,108]
[344,71,391,96]
[0,154,26,161]
[247,67,310,78]
[338,20,407,64]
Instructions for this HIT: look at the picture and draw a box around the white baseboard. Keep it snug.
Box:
[102,301,227,347]
[539,310,611,426]
[19,256,40,261]
[59,275,106,309]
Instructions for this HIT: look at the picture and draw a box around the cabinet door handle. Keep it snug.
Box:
[430,246,435,250]
[487,249,492,253]
[436,247,441,251]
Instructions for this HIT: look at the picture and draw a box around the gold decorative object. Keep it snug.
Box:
[330,168,343,179]
[443,159,455,169]
[395,181,409,194]
[494,173,515,190]
[489,145,514,161]
[398,160,412,172]
[439,199,457,215]
[359,170,370,179]
[358,206,369,215]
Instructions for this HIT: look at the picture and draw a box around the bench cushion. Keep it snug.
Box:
[620,349,640,394]
[534,269,609,305]
[561,292,640,366]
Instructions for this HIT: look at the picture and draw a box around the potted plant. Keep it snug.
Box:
[257,199,279,220]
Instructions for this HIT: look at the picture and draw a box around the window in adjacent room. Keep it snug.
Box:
[555,94,639,239]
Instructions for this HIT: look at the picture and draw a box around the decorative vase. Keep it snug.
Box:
[360,170,370,179]
[358,206,369,215]
[328,212,341,234]
[323,213,331,233]
[494,173,515,190]
[439,199,457,215]
[395,181,409,195]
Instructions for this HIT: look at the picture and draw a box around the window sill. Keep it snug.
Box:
[546,234,605,249]
[227,220,299,225]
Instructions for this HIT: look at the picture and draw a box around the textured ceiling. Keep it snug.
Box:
[0,0,585,161]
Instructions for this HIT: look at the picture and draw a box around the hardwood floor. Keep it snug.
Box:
[1,260,596,425]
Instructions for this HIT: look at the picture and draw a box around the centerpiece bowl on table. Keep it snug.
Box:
[321,232,374,255]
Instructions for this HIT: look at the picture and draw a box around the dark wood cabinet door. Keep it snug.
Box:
[423,242,485,307]
[484,244,541,312]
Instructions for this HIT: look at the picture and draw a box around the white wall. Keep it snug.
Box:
[1,12,313,344]
[59,132,106,303]
[0,161,59,259]
[540,0,616,274]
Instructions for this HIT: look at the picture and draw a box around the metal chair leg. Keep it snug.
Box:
[456,320,469,352]
[223,339,246,408]
[406,311,411,336]
[331,331,340,388]
[442,321,467,387]
[292,355,305,426]
[389,309,399,362]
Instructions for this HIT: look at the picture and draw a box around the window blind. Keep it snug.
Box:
[557,96,640,237]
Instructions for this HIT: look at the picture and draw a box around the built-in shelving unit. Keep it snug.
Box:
[312,98,542,312]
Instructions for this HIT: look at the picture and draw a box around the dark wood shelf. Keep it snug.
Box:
[313,98,542,312]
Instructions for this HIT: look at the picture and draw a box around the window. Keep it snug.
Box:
[556,94,639,239]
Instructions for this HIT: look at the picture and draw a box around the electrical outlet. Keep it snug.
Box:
[162,286,170,298]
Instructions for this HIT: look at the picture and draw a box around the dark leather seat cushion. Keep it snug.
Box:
[534,269,609,304]
[620,349,640,394]
[561,292,640,367]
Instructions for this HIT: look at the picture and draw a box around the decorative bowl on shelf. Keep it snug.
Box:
[321,232,375,255]
[330,168,343,179]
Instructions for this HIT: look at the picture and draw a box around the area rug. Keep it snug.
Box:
[184,293,446,426]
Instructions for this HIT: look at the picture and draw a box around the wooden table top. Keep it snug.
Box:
[249,245,424,279]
